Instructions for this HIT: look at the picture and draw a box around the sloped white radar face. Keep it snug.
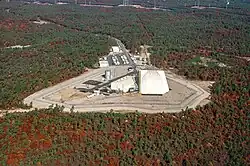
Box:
[139,70,169,95]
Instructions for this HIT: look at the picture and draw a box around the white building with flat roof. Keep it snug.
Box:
[99,57,109,67]
[99,60,109,67]
[111,46,121,53]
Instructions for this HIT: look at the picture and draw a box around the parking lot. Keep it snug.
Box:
[107,53,134,66]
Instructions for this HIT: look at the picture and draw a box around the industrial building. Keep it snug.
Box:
[23,36,209,113]
[111,75,138,93]
[88,44,169,96]
[109,69,169,95]
[77,67,170,96]
[139,70,169,95]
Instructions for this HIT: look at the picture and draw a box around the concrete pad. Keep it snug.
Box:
[23,67,210,113]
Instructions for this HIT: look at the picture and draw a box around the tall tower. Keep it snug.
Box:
[140,45,152,65]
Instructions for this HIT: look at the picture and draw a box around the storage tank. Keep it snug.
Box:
[105,70,112,81]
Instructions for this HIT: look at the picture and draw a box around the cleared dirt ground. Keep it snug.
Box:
[0,67,212,115]
[19,66,210,113]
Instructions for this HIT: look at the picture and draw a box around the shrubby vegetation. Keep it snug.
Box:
[0,1,249,165]
[1,2,249,108]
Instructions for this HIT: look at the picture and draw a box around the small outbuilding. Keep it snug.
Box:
[99,60,109,67]
[111,46,121,53]
[99,57,109,67]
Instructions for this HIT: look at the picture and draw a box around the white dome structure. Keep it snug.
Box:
[139,70,169,95]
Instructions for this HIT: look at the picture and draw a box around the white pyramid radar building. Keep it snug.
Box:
[139,70,169,95]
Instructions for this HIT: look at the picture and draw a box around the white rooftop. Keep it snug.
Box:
[139,70,169,95]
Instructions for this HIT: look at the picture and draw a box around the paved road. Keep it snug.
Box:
[110,37,136,69]
[20,67,210,113]
[0,67,210,116]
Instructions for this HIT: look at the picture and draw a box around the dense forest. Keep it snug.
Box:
[0,3,111,108]
[7,2,249,56]
[9,0,250,8]
[0,71,249,165]
[1,1,249,108]
[0,1,249,165]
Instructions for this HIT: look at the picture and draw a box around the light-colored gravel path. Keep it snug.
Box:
[0,70,211,116]
[20,67,210,114]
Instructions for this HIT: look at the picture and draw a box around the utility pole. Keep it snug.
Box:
[154,0,156,8]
